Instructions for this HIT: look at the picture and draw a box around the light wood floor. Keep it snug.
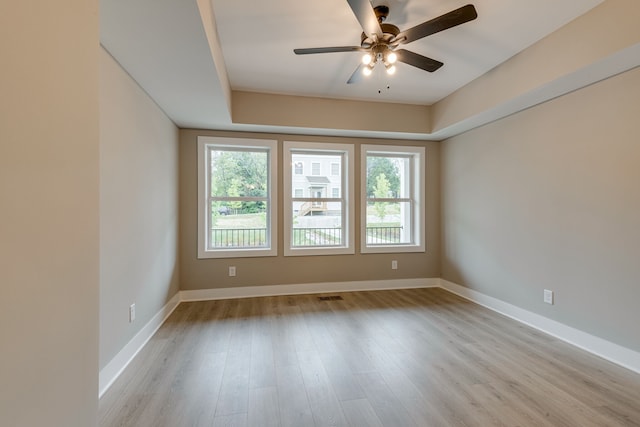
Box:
[99,288,640,427]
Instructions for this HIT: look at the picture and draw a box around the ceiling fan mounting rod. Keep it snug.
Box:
[374,5,390,23]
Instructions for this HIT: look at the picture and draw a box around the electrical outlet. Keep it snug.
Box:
[543,289,554,305]
[229,266,236,277]
[391,260,398,270]
[129,303,136,322]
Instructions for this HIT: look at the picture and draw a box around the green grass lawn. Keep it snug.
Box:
[213,212,266,229]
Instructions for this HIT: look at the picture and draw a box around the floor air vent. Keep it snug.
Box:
[318,296,343,301]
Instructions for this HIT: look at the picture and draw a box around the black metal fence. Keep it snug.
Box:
[210,228,267,248]
[210,226,403,248]
[292,227,342,246]
[366,226,403,244]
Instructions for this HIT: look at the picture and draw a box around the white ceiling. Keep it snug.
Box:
[215,0,599,105]
[100,0,604,136]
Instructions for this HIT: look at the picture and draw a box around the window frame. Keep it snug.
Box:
[197,136,278,259]
[360,144,425,254]
[283,141,354,256]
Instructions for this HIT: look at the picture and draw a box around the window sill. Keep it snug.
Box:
[360,244,425,254]
[197,247,277,259]
[284,247,355,257]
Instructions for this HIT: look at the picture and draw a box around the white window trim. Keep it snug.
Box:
[197,136,278,259]
[284,141,355,256]
[360,144,425,254]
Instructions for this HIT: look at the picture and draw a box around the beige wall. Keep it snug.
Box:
[179,130,440,289]
[99,49,180,368]
[431,0,640,135]
[0,2,100,426]
[432,0,640,134]
[232,91,431,135]
[441,66,640,352]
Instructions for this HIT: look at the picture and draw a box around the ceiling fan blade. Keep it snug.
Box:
[347,64,365,84]
[395,4,477,44]
[346,0,383,38]
[294,46,365,55]
[395,49,443,72]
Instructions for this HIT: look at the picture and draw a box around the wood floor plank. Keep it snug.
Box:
[297,349,349,426]
[340,399,384,427]
[99,288,640,427]
[247,386,280,427]
[378,367,450,426]
[355,371,420,427]
[275,363,316,427]
[215,353,250,417]
[213,413,247,427]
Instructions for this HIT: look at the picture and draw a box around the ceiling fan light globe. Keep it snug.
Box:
[387,52,397,64]
[362,66,373,76]
[386,64,396,75]
[362,53,373,65]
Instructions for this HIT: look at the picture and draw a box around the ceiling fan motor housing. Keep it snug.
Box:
[361,23,400,47]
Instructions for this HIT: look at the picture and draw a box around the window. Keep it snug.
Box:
[331,162,340,176]
[284,141,354,256]
[294,188,304,198]
[197,136,277,258]
[361,145,425,253]
[294,161,303,175]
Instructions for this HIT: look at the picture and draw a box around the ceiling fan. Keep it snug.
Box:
[293,0,478,84]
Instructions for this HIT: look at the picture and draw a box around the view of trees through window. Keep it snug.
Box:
[365,154,412,245]
[208,148,269,249]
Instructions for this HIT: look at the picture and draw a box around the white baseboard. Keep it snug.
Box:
[98,292,181,398]
[99,277,640,399]
[99,278,437,397]
[180,277,439,301]
[439,279,640,375]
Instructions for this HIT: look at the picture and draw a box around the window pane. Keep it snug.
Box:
[285,142,353,256]
[209,201,268,249]
[361,144,423,254]
[292,202,343,247]
[365,201,412,244]
[291,152,342,196]
[366,155,409,199]
[210,149,268,198]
